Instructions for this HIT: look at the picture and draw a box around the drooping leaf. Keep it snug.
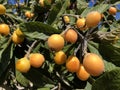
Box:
[92,67,120,90]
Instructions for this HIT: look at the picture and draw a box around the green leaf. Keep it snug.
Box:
[47,0,70,25]
[19,21,61,40]
[85,82,92,90]
[88,41,100,55]
[99,42,120,66]
[92,67,120,90]
[104,60,117,72]
[16,70,29,87]
[0,37,14,83]
[23,68,55,87]
[77,0,88,11]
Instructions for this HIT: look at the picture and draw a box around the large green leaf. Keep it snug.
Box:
[92,67,120,90]
[104,60,117,72]
[99,41,120,66]
[19,21,61,34]
[19,22,61,40]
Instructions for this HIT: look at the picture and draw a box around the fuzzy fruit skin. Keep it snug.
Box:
[63,16,70,24]
[25,11,34,18]
[47,34,64,51]
[0,4,6,15]
[83,53,104,76]
[12,30,24,44]
[16,57,30,73]
[29,53,45,68]
[76,18,85,29]
[54,51,67,65]
[76,65,90,81]
[86,11,101,27]
[108,7,117,15]
[0,24,10,36]
[64,29,78,43]
[66,56,80,73]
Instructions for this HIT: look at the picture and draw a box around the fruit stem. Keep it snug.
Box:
[60,25,71,36]
[87,76,95,85]
[74,43,81,56]
[25,40,38,58]
[75,29,84,41]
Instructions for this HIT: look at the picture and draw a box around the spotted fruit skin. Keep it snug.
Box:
[29,53,45,68]
[16,57,30,73]
[86,11,101,27]
[47,34,64,51]
[54,50,67,65]
[83,53,104,76]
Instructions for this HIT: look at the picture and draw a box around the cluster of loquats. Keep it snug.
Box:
[16,53,45,73]
[53,51,105,81]
[45,6,116,82]
[63,6,118,32]
[46,31,104,81]
[63,11,102,31]
[47,28,78,52]
[66,53,104,81]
